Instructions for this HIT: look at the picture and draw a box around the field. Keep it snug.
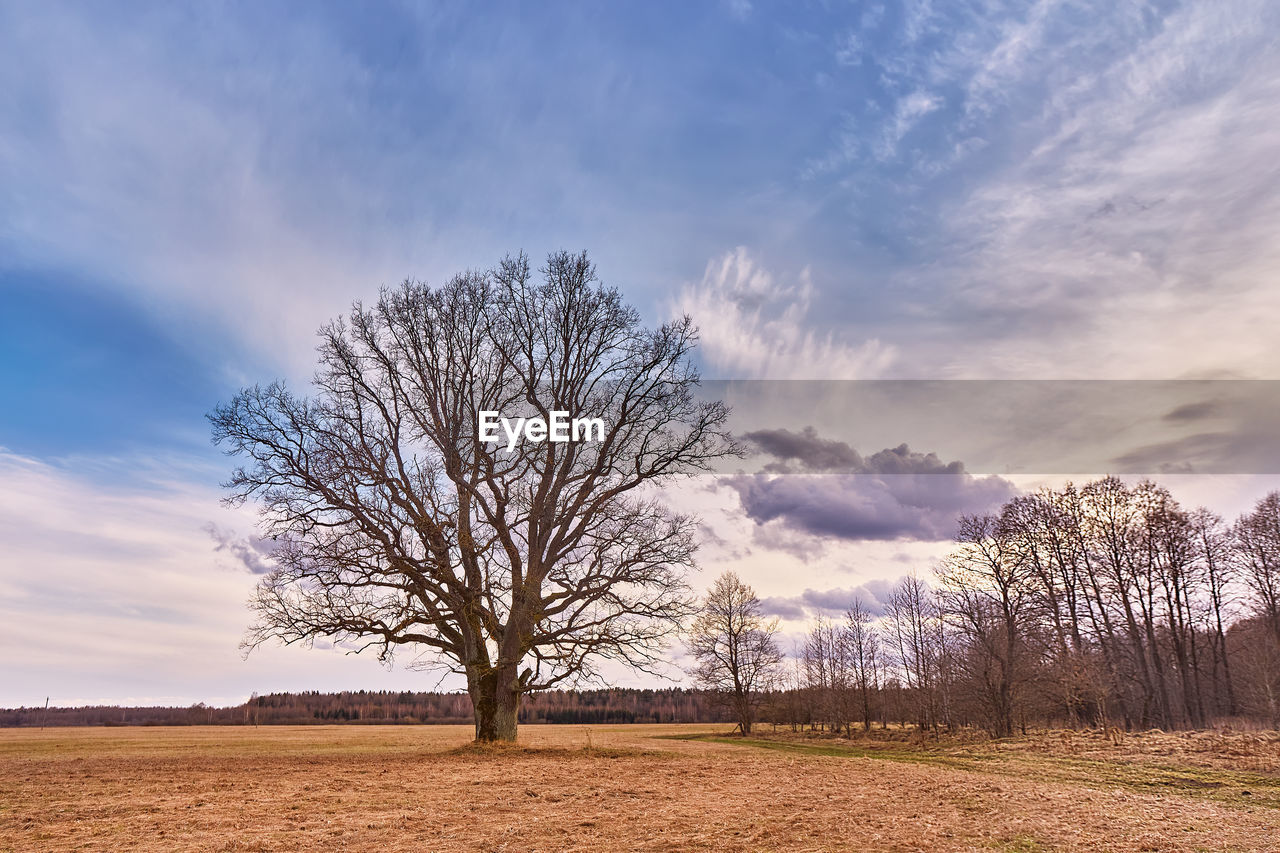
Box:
[3,724,1280,852]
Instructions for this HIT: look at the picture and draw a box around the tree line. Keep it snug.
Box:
[0,688,733,728]
[693,479,1280,738]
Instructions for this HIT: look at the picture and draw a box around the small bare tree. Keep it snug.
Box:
[803,615,855,734]
[688,572,783,735]
[211,251,736,742]
[846,599,881,732]
[1191,508,1238,716]
[885,573,943,733]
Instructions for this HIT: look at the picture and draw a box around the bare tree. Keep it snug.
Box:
[803,615,852,734]
[1009,488,1104,728]
[687,571,783,735]
[885,573,943,733]
[938,511,1036,738]
[210,251,736,742]
[1236,492,1280,648]
[1191,508,1238,716]
[845,599,881,732]
[1141,487,1206,728]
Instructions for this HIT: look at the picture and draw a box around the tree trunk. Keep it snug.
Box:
[469,666,521,743]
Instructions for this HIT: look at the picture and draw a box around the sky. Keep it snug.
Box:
[4,0,1280,707]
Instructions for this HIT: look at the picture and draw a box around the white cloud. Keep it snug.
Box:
[919,0,1280,378]
[878,90,942,159]
[670,247,896,379]
[805,0,1280,379]
[962,0,1065,118]
[0,10,435,378]
[835,31,864,67]
[0,449,442,707]
[0,6,654,379]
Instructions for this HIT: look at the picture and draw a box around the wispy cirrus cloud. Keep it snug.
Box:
[876,90,942,160]
[796,0,1280,379]
[922,1,1280,378]
[670,248,896,379]
[0,5,760,378]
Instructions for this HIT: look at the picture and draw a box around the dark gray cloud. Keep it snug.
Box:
[203,522,277,575]
[744,427,965,476]
[759,596,807,620]
[743,427,862,472]
[1108,430,1280,474]
[726,428,1018,542]
[760,578,899,621]
[1163,401,1221,422]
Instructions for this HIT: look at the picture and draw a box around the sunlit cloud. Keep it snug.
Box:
[671,248,896,379]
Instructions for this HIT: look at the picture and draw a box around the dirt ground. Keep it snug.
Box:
[2,724,1278,852]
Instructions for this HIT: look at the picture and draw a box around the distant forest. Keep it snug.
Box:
[0,688,732,727]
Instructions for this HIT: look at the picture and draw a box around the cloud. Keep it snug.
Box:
[0,449,254,704]
[204,523,278,575]
[760,577,899,621]
[744,426,863,471]
[835,32,864,67]
[936,2,1280,378]
[0,5,749,379]
[758,595,807,620]
[0,449,425,706]
[1164,401,1221,423]
[1107,430,1280,475]
[724,428,1018,542]
[749,521,828,562]
[962,0,1063,119]
[0,7,457,380]
[670,248,896,379]
[796,0,1280,380]
[726,472,1015,542]
[12,2,1276,388]
[743,427,966,475]
[877,90,942,160]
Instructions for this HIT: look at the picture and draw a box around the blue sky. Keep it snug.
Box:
[4,0,1280,705]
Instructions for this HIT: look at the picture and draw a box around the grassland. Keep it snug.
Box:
[3,724,1279,852]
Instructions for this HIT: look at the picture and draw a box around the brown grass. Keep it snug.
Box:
[3,724,1279,852]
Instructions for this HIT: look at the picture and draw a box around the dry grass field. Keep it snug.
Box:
[3,724,1279,852]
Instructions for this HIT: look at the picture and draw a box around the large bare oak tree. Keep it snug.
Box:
[211,251,736,741]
